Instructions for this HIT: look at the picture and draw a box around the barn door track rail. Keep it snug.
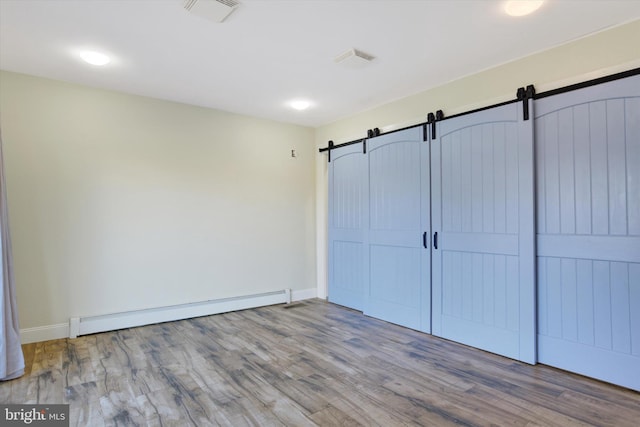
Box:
[319,85,536,161]
[319,66,640,162]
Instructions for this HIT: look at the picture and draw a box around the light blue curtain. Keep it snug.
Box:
[0,126,24,381]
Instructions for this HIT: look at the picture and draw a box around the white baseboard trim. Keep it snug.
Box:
[70,290,290,338]
[20,288,318,344]
[21,323,69,344]
[292,287,317,301]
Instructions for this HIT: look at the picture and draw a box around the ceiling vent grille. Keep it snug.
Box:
[183,0,240,23]
[334,48,375,68]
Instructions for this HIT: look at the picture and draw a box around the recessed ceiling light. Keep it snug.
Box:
[289,100,312,111]
[79,51,111,66]
[504,0,544,17]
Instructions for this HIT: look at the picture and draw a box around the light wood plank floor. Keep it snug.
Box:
[2,299,639,426]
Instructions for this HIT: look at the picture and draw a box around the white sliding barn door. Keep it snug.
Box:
[431,102,536,363]
[535,74,640,391]
[328,143,368,311]
[365,127,431,332]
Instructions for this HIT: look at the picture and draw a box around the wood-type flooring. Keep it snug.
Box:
[1,299,639,426]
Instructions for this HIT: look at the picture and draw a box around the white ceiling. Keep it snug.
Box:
[1,0,639,127]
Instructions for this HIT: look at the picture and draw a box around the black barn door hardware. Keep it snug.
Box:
[426,111,444,139]
[367,128,381,138]
[517,85,536,120]
[427,112,436,140]
[327,140,334,162]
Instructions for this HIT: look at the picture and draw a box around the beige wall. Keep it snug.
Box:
[315,19,640,298]
[0,71,316,335]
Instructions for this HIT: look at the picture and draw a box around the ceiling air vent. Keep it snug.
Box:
[183,0,240,23]
[334,48,375,68]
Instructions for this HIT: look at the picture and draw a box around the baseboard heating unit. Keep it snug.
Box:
[69,289,292,338]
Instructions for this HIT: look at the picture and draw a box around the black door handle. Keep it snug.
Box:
[434,232,438,250]
[423,231,428,249]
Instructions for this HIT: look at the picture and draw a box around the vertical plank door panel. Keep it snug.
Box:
[328,143,368,311]
[365,127,431,333]
[535,73,640,391]
[432,101,536,363]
